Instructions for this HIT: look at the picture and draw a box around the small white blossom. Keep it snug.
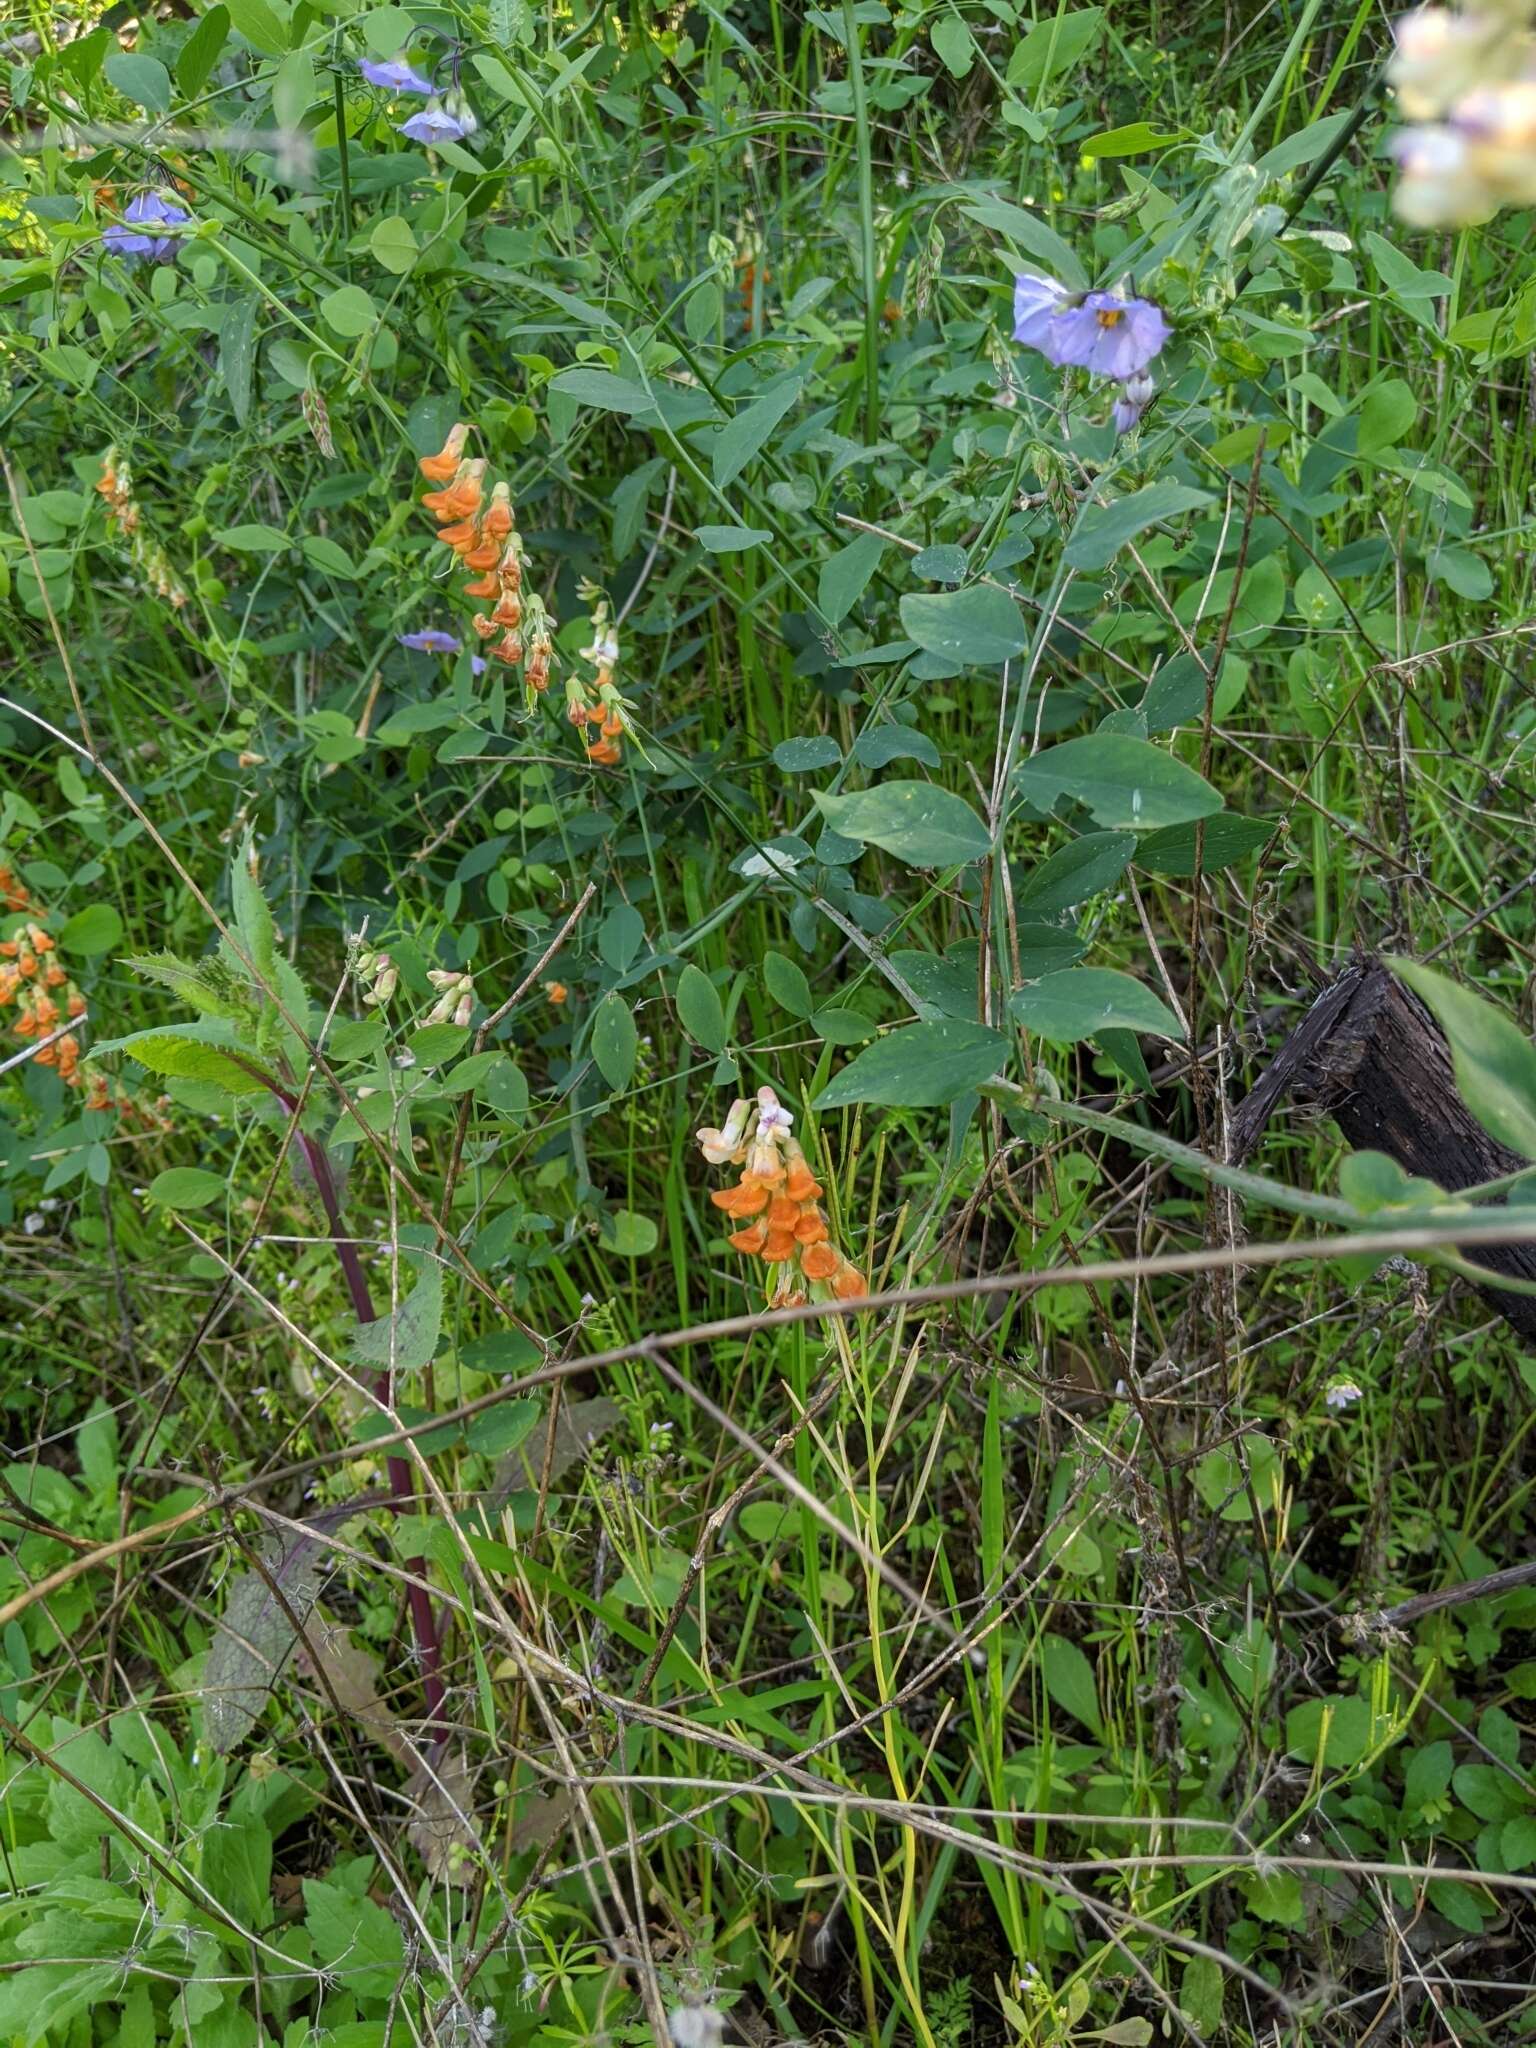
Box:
[1325,1378,1364,1411]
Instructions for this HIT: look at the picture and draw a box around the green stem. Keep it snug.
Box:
[842,0,881,452]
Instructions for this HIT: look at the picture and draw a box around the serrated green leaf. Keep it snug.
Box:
[349,1257,442,1377]
[91,1021,271,1096]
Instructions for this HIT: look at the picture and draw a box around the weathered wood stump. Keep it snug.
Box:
[1230,958,1536,1346]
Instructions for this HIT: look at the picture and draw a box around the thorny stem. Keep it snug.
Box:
[290,1117,447,1734]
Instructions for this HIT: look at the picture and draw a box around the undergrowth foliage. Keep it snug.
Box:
[10,0,1536,2043]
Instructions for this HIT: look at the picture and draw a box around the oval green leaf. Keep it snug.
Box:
[1015,736,1222,832]
[815,1021,1008,1109]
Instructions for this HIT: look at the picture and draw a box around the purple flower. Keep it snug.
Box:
[359,54,436,94]
[398,629,462,654]
[103,192,190,264]
[1043,290,1169,379]
[470,655,487,676]
[397,102,471,146]
[1111,371,1156,436]
[1013,272,1070,350]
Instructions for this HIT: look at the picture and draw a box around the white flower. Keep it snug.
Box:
[669,2004,724,2048]
[696,1096,752,1165]
[741,847,800,880]
[1392,123,1496,225]
[581,629,620,666]
[755,1086,793,1137]
[1325,1378,1364,1411]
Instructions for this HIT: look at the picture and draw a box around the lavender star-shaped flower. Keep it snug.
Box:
[104,192,191,264]
[360,54,437,94]
[1042,290,1169,379]
[398,629,462,654]
[397,103,471,146]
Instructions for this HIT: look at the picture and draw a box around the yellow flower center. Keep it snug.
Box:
[1096,307,1125,328]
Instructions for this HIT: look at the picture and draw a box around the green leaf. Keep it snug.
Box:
[899,585,1029,667]
[1010,968,1184,1045]
[1285,1693,1375,1770]
[177,4,230,97]
[814,781,990,866]
[1017,832,1135,918]
[1015,736,1223,832]
[1064,484,1214,572]
[1404,1740,1454,1812]
[961,195,1087,291]
[549,367,654,413]
[1080,121,1192,157]
[592,993,638,1092]
[813,1006,875,1045]
[319,285,379,339]
[230,828,277,989]
[349,1258,442,1377]
[1253,109,1355,179]
[369,216,418,276]
[1357,376,1417,458]
[466,1398,541,1457]
[815,1021,1008,1109]
[695,524,773,553]
[219,297,258,426]
[818,532,886,624]
[676,965,728,1053]
[852,726,941,771]
[147,1168,227,1211]
[764,950,813,1018]
[1041,1632,1103,1737]
[104,51,172,112]
[1133,814,1270,875]
[214,523,290,553]
[1388,957,1536,1162]
[55,903,122,956]
[712,375,804,489]
[772,736,841,773]
[91,1021,271,1096]
[302,1880,403,1999]
[1005,8,1104,91]
[931,11,975,76]
[225,0,289,55]
[601,1210,658,1256]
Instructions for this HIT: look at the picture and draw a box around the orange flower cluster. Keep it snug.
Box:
[0,896,85,1087]
[563,592,631,768]
[0,866,168,1128]
[698,1086,865,1309]
[417,423,553,695]
[96,448,187,608]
